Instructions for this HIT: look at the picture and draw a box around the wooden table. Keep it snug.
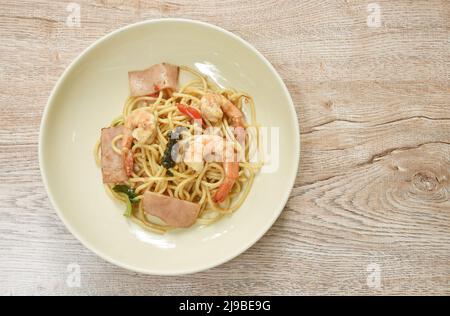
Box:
[1,0,449,296]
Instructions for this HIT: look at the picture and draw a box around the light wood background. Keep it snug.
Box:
[0,0,449,296]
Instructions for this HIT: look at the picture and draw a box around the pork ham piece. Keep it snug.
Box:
[128,63,180,97]
[101,126,128,183]
[143,192,201,228]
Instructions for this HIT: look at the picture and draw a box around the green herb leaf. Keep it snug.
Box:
[113,185,138,204]
[123,195,133,217]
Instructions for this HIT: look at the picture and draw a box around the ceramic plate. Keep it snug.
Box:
[39,19,300,275]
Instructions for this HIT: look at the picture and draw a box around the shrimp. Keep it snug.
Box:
[213,160,239,203]
[183,134,239,203]
[122,108,156,176]
[200,93,246,128]
[200,93,246,143]
[200,93,224,124]
[198,93,248,202]
[184,135,224,172]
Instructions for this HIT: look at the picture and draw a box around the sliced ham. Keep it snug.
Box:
[128,63,180,97]
[143,191,201,228]
[101,126,128,183]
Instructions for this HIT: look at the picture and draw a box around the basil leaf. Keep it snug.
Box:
[113,185,138,203]
[123,196,132,217]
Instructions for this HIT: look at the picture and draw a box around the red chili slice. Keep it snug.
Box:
[176,103,204,127]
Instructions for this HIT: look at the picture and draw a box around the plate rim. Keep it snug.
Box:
[39,18,301,275]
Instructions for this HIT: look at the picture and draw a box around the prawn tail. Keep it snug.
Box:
[213,178,236,203]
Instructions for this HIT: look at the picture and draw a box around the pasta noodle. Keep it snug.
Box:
[94,66,262,233]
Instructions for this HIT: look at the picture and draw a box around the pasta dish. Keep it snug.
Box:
[94,63,261,233]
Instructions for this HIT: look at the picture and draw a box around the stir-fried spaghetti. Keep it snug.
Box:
[94,65,262,233]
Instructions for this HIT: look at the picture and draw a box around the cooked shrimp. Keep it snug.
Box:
[183,134,239,203]
[122,108,156,176]
[200,92,246,144]
[200,93,223,123]
[184,135,226,172]
[213,161,239,203]
[200,93,245,128]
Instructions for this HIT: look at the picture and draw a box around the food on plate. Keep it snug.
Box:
[94,63,262,233]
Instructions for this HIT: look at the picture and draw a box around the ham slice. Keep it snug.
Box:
[101,126,128,183]
[143,192,201,228]
[128,63,180,97]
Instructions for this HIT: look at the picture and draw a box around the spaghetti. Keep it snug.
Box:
[94,65,262,233]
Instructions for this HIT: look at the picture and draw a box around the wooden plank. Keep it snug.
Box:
[0,0,449,295]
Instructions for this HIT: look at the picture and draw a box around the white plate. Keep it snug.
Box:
[39,19,300,275]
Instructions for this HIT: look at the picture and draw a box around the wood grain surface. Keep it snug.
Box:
[0,0,449,296]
